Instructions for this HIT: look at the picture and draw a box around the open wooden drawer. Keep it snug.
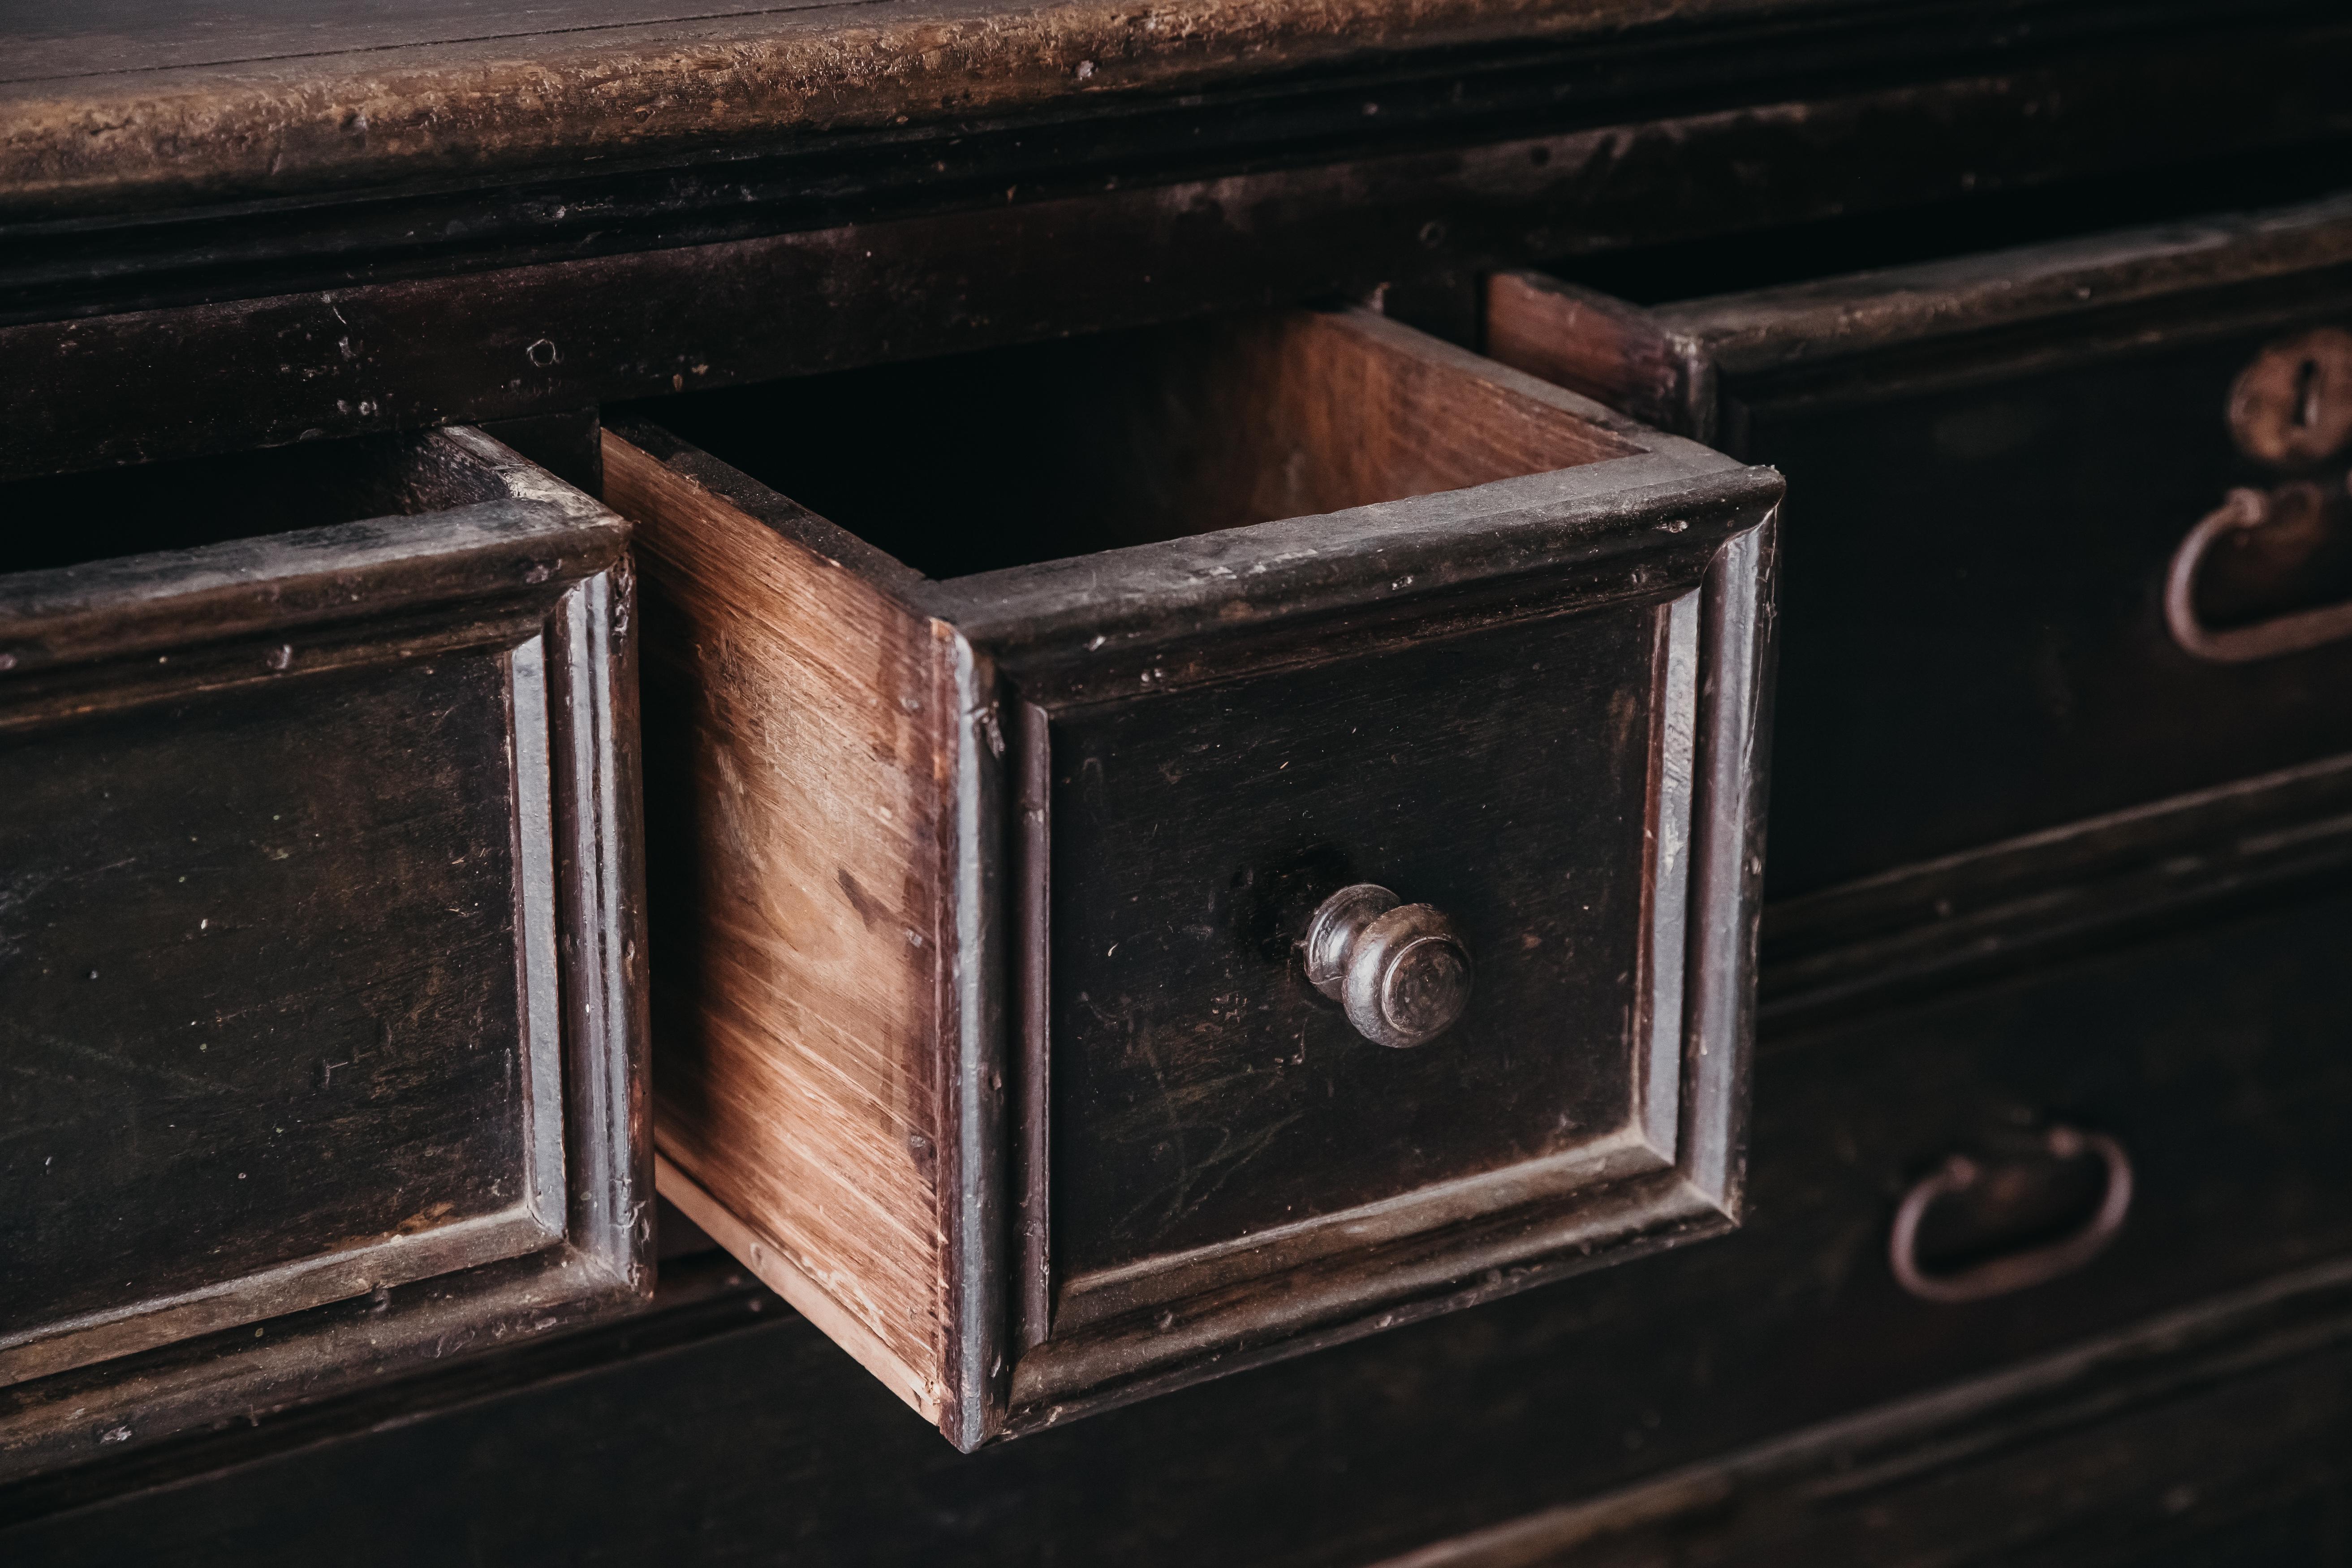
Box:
[1488,191,2352,903]
[0,428,647,1482]
[609,306,1783,1448]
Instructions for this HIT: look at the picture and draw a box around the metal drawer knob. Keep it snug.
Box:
[1302,883,1472,1049]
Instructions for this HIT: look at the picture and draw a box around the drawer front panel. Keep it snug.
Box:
[2,655,538,1342]
[1489,198,2352,899]
[1399,878,2352,1514]
[1741,885,2352,1391]
[0,426,649,1483]
[1758,319,2352,897]
[1052,599,1661,1278]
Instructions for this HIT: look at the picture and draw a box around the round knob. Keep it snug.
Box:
[1301,883,1473,1049]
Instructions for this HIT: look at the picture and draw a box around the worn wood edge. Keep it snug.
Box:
[0,1208,560,1392]
[1758,750,2352,1026]
[1652,187,2352,376]
[1364,1251,2352,1566]
[652,1153,942,1424]
[1321,303,1748,483]
[913,305,1766,649]
[1633,590,1697,1153]
[997,540,1721,719]
[0,1245,645,1484]
[0,1253,767,1526]
[927,457,1781,655]
[1321,304,1661,453]
[1484,270,1717,439]
[1678,513,1772,1214]
[932,627,1007,1450]
[1012,700,1053,1357]
[1769,750,2352,942]
[0,0,1841,217]
[435,424,616,518]
[603,418,929,594]
[0,497,628,672]
[543,564,659,1300]
[0,603,550,743]
[1055,1127,1670,1332]
[1005,1171,1733,1431]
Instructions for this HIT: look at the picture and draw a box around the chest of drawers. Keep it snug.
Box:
[5,1,2352,1561]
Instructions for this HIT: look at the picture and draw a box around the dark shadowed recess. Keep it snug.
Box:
[1559,138,2352,306]
[0,434,469,574]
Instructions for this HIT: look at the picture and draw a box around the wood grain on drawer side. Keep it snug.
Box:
[607,435,952,1419]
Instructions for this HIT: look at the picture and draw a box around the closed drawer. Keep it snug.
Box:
[0,428,647,1481]
[606,305,1784,1447]
[1357,876,2352,1521]
[1488,191,2352,900]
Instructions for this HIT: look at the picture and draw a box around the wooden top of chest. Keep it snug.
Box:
[0,0,1919,216]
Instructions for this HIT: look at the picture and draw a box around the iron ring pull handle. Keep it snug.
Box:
[2165,483,2352,663]
[1888,1125,2133,1305]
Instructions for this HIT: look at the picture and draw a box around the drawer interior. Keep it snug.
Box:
[0,431,524,574]
[1550,150,2352,309]
[628,307,1640,577]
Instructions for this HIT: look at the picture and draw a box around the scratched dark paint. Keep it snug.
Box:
[1499,201,2352,901]
[1050,603,1657,1274]
[1758,324,2352,900]
[17,881,2352,1564]
[0,656,529,1336]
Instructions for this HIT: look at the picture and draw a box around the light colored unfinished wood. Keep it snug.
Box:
[1242,306,1643,508]
[1115,308,1646,535]
[656,1154,940,1420]
[606,431,950,1404]
[1485,271,1696,435]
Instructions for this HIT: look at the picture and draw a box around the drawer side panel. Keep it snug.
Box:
[608,434,951,1411]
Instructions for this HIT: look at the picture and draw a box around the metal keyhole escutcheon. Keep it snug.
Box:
[2227,326,2352,468]
[1303,883,1473,1048]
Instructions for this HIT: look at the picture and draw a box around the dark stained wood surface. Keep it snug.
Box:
[1489,194,2352,900]
[11,877,2352,1563]
[1754,317,2352,897]
[1374,1264,2352,1567]
[1,655,537,1372]
[0,0,2179,219]
[1046,602,1659,1278]
[1761,752,2352,1031]
[11,14,2352,482]
[0,428,651,1483]
[3,2,2345,1553]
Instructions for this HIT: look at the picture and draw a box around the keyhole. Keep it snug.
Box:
[2295,357,2325,429]
[2227,327,2352,468]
